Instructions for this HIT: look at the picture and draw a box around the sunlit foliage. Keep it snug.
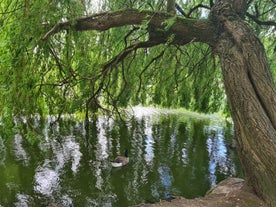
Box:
[0,0,275,138]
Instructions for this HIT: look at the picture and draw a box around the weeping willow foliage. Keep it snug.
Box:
[0,0,275,139]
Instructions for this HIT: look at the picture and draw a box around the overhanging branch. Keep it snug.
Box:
[42,9,216,45]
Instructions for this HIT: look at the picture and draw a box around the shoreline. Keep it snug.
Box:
[133,178,267,207]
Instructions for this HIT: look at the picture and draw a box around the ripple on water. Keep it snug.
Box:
[13,134,29,165]
[14,194,31,207]
[34,161,60,196]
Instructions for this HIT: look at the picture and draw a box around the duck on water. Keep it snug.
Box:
[111,149,129,167]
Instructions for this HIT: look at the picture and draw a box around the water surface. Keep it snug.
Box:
[0,107,241,206]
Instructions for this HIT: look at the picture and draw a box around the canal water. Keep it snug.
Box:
[0,107,242,207]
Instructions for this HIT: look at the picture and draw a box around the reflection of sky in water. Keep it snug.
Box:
[61,137,82,173]
[181,143,188,166]
[0,137,6,165]
[206,125,235,187]
[133,107,156,164]
[144,119,154,163]
[158,165,173,200]
[14,194,31,207]
[96,117,109,160]
[52,136,82,173]
[13,134,29,165]
[60,195,73,207]
[0,108,241,206]
[94,117,111,190]
[34,135,82,197]
[34,160,60,196]
[132,107,237,197]
[145,135,154,163]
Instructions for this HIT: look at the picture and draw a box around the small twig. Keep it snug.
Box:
[137,50,165,95]
[42,22,71,40]
[176,3,210,18]
[246,12,276,27]
[102,40,163,73]
[124,26,139,46]
[187,4,210,17]
[175,3,188,17]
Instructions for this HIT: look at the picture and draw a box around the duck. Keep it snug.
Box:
[111,149,129,167]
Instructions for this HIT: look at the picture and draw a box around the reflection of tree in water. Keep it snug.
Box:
[205,125,238,187]
[0,109,241,206]
[158,165,173,200]
[0,137,6,165]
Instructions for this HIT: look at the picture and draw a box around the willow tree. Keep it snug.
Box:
[44,0,276,205]
[1,0,276,206]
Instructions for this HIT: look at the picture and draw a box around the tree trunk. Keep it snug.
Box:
[212,1,276,206]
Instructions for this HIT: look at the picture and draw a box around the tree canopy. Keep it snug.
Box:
[1,0,276,206]
[0,0,274,125]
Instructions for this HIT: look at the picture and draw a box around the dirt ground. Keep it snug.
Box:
[133,178,267,207]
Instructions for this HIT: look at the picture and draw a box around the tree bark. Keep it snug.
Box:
[211,1,276,206]
[42,10,216,45]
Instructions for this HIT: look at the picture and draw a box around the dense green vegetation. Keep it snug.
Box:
[0,0,275,137]
[1,1,276,205]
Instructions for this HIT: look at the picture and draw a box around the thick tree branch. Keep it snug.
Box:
[43,9,216,45]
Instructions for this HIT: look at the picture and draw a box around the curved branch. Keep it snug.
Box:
[43,22,71,40]
[102,40,162,73]
[187,4,210,17]
[42,10,151,40]
[137,49,165,95]
[175,3,187,17]
[246,12,276,27]
[175,3,210,18]
[42,9,216,45]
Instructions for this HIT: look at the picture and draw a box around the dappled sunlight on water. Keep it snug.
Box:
[34,161,60,196]
[13,134,29,166]
[206,126,229,187]
[0,107,241,207]
[14,194,30,207]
